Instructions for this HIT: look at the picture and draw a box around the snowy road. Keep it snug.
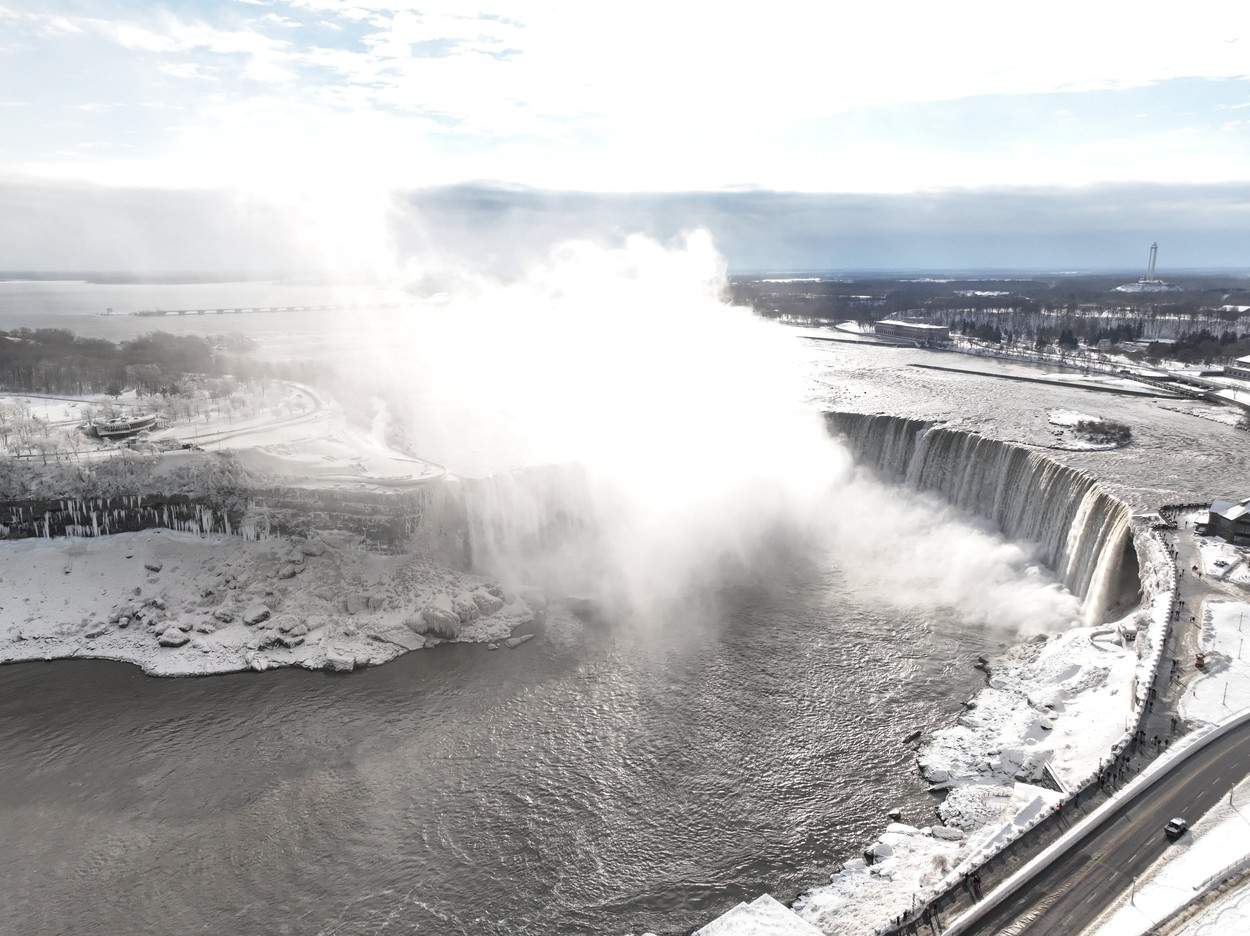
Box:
[955,721,1250,936]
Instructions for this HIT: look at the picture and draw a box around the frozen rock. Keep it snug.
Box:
[258,630,283,650]
[504,634,534,649]
[324,649,355,672]
[277,617,306,635]
[366,592,387,611]
[472,589,505,615]
[171,619,192,632]
[144,560,163,573]
[213,608,235,623]
[277,563,302,580]
[84,625,109,639]
[415,601,461,639]
[300,540,326,557]
[277,632,305,649]
[117,615,132,629]
[158,627,190,647]
[345,594,369,615]
[452,593,480,623]
[242,604,271,626]
[928,826,965,841]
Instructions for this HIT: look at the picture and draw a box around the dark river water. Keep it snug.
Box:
[0,543,992,936]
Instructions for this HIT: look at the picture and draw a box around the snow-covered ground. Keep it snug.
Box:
[1180,600,1250,726]
[1087,774,1250,936]
[1195,538,1250,589]
[1159,404,1247,429]
[0,529,537,676]
[1173,876,1250,935]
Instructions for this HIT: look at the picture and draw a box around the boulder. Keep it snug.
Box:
[258,630,283,650]
[504,634,534,649]
[323,649,355,672]
[345,594,369,615]
[84,625,110,640]
[277,563,302,580]
[472,589,504,616]
[416,603,461,639]
[213,608,235,624]
[277,632,305,649]
[242,604,271,626]
[366,592,387,611]
[452,593,480,623]
[300,540,326,557]
[117,615,132,629]
[171,619,193,632]
[158,627,190,647]
[144,560,163,573]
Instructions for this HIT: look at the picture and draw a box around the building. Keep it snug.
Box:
[1208,497,1250,546]
[874,320,949,344]
[1225,355,1250,382]
[1115,241,1182,293]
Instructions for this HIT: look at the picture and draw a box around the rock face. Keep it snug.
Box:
[242,604,271,626]
[158,627,190,647]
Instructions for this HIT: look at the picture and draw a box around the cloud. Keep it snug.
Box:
[2,178,1249,274]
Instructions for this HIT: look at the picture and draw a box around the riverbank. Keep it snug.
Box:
[696,408,1181,936]
[0,529,536,676]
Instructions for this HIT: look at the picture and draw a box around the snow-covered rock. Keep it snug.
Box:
[242,604,271,626]
[157,627,190,647]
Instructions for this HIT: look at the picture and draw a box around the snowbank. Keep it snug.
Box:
[694,894,823,935]
[1174,878,1250,935]
[0,530,536,676]
[1180,599,1250,725]
[1195,537,1250,588]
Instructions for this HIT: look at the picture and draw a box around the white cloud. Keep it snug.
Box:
[3,0,1250,195]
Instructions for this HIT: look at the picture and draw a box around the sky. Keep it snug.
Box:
[2,1,1250,271]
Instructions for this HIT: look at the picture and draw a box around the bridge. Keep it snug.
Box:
[116,303,404,317]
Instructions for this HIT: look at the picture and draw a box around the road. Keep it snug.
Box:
[956,716,1250,935]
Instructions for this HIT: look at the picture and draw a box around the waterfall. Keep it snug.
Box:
[828,412,1138,623]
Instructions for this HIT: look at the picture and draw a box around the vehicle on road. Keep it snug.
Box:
[1164,817,1188,840]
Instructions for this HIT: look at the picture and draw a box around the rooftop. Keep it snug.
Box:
[1211,497,1250,522]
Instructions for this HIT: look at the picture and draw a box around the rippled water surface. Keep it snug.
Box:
[0,547,991,936]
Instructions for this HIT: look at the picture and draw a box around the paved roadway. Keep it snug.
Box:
[957,710,1250,935]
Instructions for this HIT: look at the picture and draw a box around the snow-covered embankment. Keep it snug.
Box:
[0,529,538,676]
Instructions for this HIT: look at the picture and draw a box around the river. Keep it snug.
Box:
[0,541,992,936]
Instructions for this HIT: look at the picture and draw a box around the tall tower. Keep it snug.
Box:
[1146,242,1158,282]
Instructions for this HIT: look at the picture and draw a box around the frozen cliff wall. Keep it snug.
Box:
[828,412,1138,623]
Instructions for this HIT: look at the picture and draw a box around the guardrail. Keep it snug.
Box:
[942,704,1250,936]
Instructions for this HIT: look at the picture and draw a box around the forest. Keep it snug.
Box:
[0,328,264,396]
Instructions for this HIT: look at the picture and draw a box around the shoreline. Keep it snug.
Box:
[0,529,538,678]
[699,426,1177,936]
